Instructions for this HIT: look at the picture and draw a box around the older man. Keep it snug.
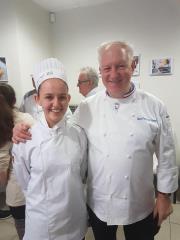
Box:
[73,41,178,240]
[77,67,99,97]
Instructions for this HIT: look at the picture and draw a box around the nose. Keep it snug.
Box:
[110,66,119,79]
[53,97,61,107]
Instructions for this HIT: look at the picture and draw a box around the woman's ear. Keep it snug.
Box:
[34,94,41,106]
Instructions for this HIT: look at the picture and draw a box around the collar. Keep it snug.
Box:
[86,87,99,97]
[39,111,66,132]
[106,82,135,99]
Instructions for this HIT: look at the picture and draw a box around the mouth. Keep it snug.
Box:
[107,80,122,85]
[50,109,62,113]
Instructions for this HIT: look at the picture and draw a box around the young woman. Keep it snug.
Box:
[13,58,88,240]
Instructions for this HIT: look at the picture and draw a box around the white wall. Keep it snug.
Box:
[0,0,52,105]
[0,0,21,103]
[15,0,52,101]
[51,0,180,162]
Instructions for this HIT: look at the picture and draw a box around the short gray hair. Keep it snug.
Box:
[98,41,134,64]
[80,66,99,87]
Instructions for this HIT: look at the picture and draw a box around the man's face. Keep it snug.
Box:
[99,45,134,98]
[77,73,92,97]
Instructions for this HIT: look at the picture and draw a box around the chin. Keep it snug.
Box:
[50,115,63,123]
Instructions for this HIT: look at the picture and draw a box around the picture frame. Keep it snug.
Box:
[0,57,8,82]
[150,57,173,76]
[133,55,140,76]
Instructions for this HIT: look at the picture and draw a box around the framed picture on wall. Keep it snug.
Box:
[133,55,140,76]
[0,57,8,82]
[150,57,173,76]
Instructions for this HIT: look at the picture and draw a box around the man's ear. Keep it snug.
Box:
[68,94,71,103]
[131,60,136,73]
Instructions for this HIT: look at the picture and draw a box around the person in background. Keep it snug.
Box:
[0,83,34,239]
[19,75,40,119]
[73,41,178,240]
[20,75,72,120]
[0,92,13,220]
[13,58,88,240]
[0,58,8,81]
[77,67,99,97]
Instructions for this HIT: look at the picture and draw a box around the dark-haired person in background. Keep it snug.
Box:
[0,83,34,239]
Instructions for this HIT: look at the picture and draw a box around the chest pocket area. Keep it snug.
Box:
[40,144,72,197]
[135,117,159,144]
[42,140,82,186]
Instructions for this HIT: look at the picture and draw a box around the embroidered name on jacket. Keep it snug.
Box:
[137,117,157,122]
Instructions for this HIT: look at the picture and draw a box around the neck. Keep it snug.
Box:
[107,82,135,99]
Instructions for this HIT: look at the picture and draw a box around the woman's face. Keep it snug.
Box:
[36,78,70,128]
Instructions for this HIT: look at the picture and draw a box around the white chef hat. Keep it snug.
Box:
[33,58,68,90]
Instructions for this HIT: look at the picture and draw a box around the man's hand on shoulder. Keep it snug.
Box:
[12,123,32,144]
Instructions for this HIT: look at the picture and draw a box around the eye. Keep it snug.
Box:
[118,65,126,69]
[103,66,111,72]
[58,95,68,101]
[59,96,67,100]
[45,95,53,100]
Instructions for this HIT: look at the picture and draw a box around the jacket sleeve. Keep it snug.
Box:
[12,143,31,192]
[155,104,178,193]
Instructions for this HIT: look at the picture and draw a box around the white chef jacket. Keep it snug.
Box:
[13,113,88,240]
[73,88,178,225]
[86,87,99,98]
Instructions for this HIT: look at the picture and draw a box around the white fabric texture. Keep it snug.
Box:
[86,87,100,98]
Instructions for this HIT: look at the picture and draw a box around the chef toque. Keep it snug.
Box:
[33,58,68,90]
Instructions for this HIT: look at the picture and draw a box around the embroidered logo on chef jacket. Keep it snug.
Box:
[137,117,157,122]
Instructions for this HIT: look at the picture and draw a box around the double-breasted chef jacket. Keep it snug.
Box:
[73,88,178,225]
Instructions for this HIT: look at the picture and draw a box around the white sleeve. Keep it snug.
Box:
[12,143,31,191]
[155,105,178,193]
